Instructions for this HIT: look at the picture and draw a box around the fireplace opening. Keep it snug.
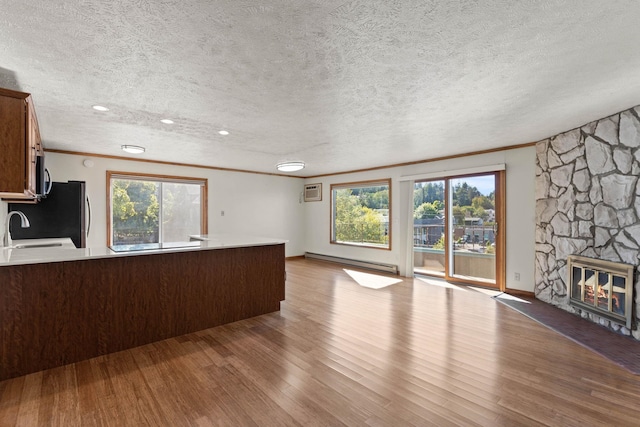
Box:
[568,255,634,329]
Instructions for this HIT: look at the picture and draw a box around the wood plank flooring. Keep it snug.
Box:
[2,258,640,426]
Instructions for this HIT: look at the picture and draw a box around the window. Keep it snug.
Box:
[331,179,391,249]
[107,171,208,245]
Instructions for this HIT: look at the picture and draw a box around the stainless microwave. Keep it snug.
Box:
[35,155,52,198]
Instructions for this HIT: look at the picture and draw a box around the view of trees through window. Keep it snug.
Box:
[110,175,204,245]
[332,181,390,248]
[413,177,496,252]
[112,179,159,244]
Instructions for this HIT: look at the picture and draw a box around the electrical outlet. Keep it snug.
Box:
[514,272,521,281]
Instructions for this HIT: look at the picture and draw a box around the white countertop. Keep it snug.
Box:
[0,234,287,267]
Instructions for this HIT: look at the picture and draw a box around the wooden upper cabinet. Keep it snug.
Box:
[0,87,42,201]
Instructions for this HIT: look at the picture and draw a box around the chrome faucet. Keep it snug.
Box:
[4,211,30,247]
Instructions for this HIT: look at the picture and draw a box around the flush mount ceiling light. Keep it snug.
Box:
[92,105,109,112]
[160,119,174,124]
[218,130,229,135]
[276,161,305,172]
[121,145,146,154]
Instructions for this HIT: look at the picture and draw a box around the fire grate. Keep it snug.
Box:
[568,255,634,329]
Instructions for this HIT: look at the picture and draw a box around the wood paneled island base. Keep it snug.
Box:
[0,243,285,381]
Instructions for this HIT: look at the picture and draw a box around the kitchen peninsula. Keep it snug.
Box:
[0,235,286,381]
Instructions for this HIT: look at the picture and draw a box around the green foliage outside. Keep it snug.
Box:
[414,179,497,253]
[112,179,159,244]
[334,186,389,245]
[472,195,494,210]
[432,235,445,250]
[414,200,442,219]
[451,181,482,207]
[160,183,202,242]
[451,206,465,226]
[414,182,444,208]
[112,180,201,245]
[414,181,495,223]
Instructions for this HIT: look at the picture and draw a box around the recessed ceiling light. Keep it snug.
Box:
[121,145,146,154]
[276,161,305,172]
[160,119,174,124]
[218,130,229,135]
[92,105,109,112]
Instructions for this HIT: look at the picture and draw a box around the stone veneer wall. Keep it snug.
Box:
[535,106,640,340]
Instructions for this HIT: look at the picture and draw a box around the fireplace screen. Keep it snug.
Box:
[568,255,634,329]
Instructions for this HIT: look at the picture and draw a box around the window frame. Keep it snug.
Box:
[330,178,392,250]
[106,170,208,246]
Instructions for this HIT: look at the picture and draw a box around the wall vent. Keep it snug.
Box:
[304,183,322,202]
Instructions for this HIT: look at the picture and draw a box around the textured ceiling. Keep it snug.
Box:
[2,1,640,176]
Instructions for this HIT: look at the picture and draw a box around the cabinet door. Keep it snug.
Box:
[25,99,40,197]
[0,89,41,201]
[0,95,26,197]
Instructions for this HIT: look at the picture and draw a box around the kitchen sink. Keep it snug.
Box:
[8,238,76,250]
[14,242,64,249]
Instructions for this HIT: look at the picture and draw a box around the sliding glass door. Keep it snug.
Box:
[413,172,504,289]
[412,180,446,276]
[449,175,497,284]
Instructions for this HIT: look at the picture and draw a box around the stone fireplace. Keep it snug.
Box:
[535,105,640,340]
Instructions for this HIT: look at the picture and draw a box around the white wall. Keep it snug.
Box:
[37,152,306,257]
[304,146,537,292]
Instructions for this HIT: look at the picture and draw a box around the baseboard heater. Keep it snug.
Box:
[304,252,398,274]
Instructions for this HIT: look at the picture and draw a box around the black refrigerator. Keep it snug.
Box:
[8,181,89,248]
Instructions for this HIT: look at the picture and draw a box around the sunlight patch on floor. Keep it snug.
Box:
[468,286,503,297]
[343,269,403,289]
[415,276,467,291]
[494,293,531,303]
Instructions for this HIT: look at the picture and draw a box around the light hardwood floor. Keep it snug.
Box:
[2,258,640,426]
